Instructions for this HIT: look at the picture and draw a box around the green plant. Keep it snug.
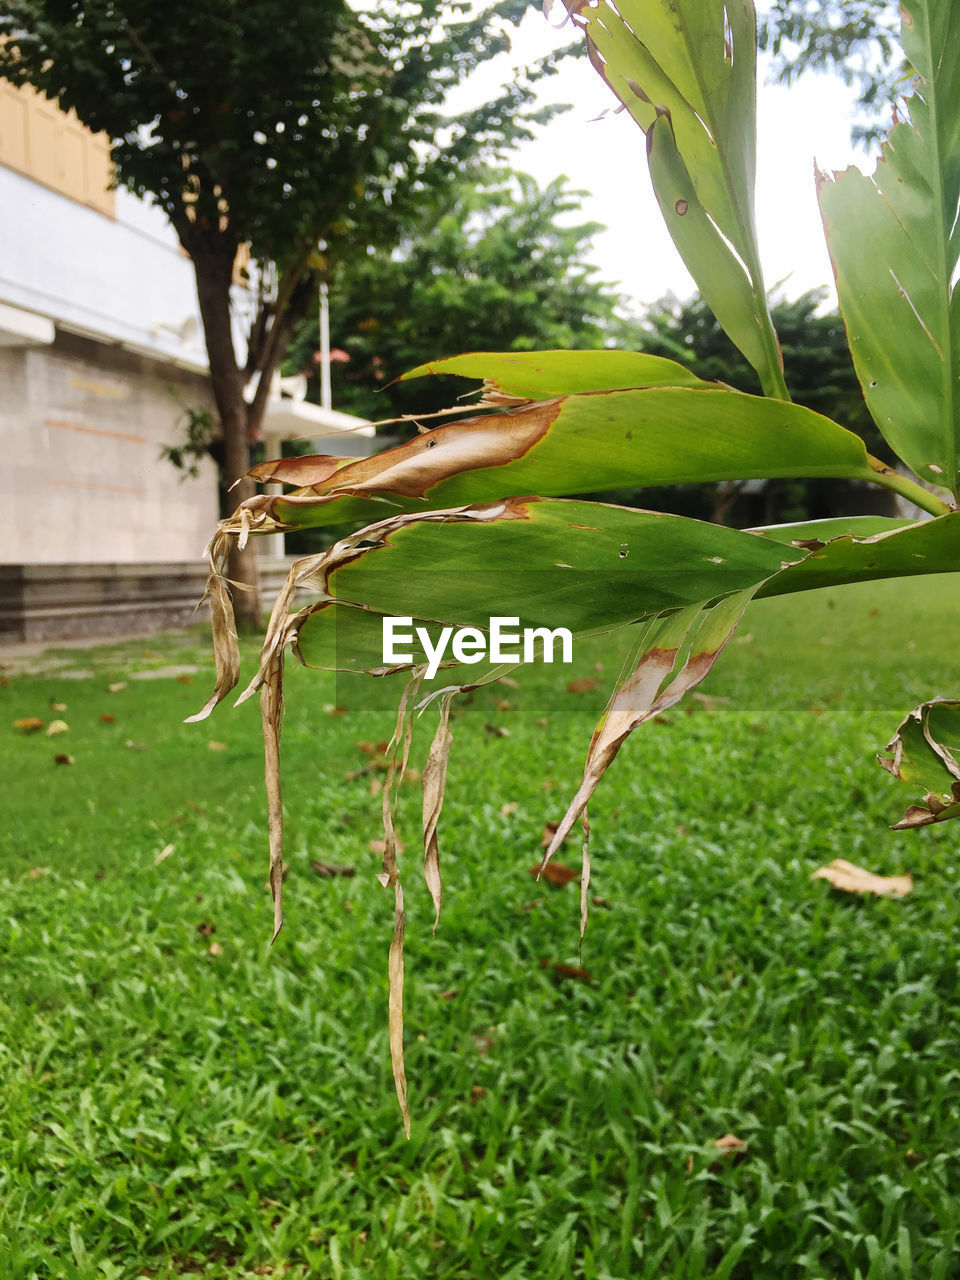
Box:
[160,401,217,481]
[194,0,960,1128]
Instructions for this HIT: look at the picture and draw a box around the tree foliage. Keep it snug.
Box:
[286,168,625,422]
[759,1,903,143]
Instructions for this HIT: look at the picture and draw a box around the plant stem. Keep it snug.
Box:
[865,459,953,517]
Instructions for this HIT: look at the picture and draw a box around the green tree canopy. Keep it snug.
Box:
[587,290,891,525]
[759,1,903,144]
[286,167,626,422]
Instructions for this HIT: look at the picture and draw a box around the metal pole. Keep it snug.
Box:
[319,282,332,411]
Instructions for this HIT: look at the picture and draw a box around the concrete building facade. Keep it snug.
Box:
[0,81,371,639]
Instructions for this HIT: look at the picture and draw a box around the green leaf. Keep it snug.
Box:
[756,510,960,598]
[879,699,960,828]
[644,112,772,380]
[816,0,960,493]
[236,386,884,534]
[287,497,797,678]
[399,348,709,398]
[570,0,786,395]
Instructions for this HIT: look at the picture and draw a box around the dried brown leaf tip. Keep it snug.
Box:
[370,837,406,855]
[811,859,912,898]
[530,861,580,887]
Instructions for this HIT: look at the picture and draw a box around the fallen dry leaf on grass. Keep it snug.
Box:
[500,802,519,817]
[530,861,579,887]
[207,740,228,752]
[713,1133,747,1154]
[811,859,912,898]
[99,713,116,724]
[14,718,44,733]
[46,720,69,736]
[208,941,223,956]
[49,700,67,712]
[54,754,74,766]
[539,960,593,983]
[566,676,601,694]
[107,682,127,693]
[154,844,175,866]
[310,860,356,878]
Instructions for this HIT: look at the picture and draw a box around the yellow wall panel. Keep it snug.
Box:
[0,81,115,217]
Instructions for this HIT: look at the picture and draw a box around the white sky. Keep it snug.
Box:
[466,6,871,313]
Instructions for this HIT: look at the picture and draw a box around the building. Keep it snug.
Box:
[0,81,372,641]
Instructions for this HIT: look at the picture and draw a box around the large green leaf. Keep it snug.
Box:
[228,385,901,537]
[756,510,960,597]
[399,348,710,398]
[247,505,960,689]
[284,497,796,680]
[568,0,785,395]
[817,0,960,494]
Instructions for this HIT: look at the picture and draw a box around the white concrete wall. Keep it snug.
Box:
[0,166,212,370]
[0,334,219,564]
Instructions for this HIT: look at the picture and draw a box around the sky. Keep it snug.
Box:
[463,5,872,314]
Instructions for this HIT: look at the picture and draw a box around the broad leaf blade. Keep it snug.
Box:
[230,387,879,533]
[570,0,784,393]
[756,510,960,597]
[400,348,709,397]
[817,0,960,492]
[879,699,960,828]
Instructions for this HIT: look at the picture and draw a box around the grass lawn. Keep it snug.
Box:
[2,575,960,1279]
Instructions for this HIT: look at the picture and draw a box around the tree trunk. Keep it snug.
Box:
[190,237,262,626]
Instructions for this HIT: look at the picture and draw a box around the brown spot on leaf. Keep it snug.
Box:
[674,198,689,215]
